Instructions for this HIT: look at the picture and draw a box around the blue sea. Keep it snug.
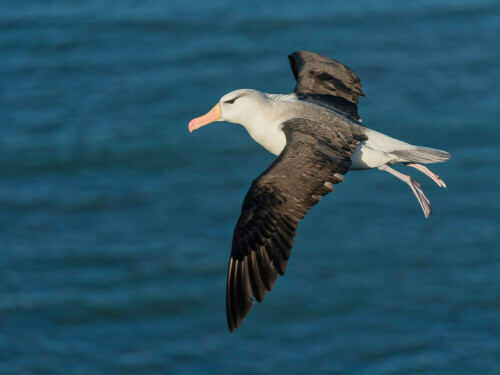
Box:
[1,1,499,374]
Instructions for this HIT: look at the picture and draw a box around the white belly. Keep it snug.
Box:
[350,128,413,170]
[350,143,394,170]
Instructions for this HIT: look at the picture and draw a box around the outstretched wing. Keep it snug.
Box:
[226,118,366,332]
[288,51,364,122]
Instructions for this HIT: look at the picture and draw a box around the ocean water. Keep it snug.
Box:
[1,1,499,374]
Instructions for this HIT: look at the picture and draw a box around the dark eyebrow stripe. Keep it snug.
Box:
[224,94,244,104]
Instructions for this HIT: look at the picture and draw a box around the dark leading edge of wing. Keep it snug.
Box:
[226,118,366,332]
[288,51,364,122]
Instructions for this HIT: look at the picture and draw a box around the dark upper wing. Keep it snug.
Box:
[288,51,364,122]
[226,118,366,332]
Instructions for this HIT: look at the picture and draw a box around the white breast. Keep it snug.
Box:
[242,95,297,155]
[246,121,287,156]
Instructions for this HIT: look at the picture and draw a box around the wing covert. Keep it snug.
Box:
[288,51,364,122]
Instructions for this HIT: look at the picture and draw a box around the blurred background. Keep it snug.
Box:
[1,1,499,374]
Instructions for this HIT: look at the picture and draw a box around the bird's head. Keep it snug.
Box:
[188,89,271,132]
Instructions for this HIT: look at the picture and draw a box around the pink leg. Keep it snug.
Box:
[404,163,446,188]
[378,164,433,218]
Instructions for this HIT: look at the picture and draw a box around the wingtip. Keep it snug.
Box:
[226,313,240,333]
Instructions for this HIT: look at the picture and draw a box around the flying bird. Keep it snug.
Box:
[189,51,450,332]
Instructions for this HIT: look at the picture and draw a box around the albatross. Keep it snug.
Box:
[189,51,450,332]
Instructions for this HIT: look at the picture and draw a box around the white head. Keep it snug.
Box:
[188,89,271,132]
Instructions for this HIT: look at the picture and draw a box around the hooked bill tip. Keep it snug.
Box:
[188,102,221,133]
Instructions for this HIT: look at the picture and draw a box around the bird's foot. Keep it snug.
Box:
[378,164,433,218]
[404,163,446,188]
[406,176,433,218]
